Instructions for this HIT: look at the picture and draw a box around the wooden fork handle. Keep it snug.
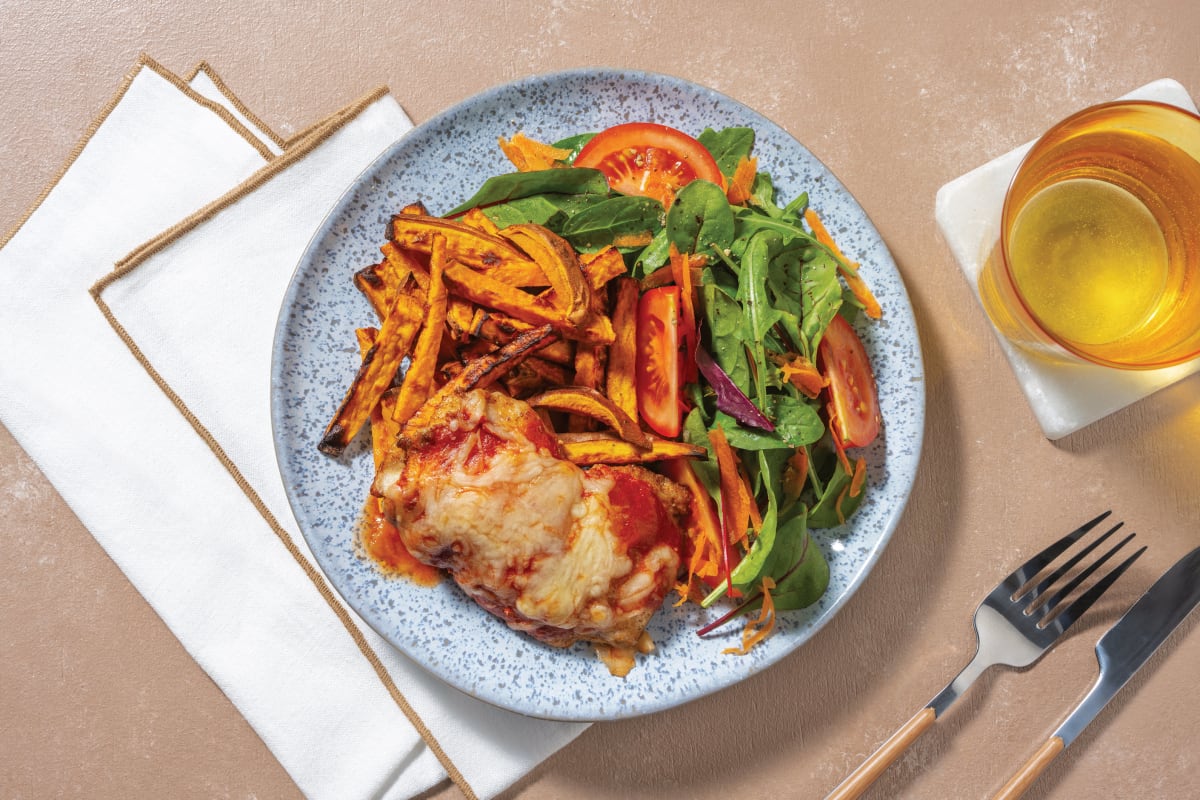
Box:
[825,706,937,800]
[992,736,1065,800]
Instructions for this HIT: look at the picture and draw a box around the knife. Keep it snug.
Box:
[992,546,1200,800]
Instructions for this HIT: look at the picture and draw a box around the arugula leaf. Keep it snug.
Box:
[682,408,721,500]
[698,127,755,178]
[700,283,753,393]
[749,172,782,216]
[446,168,609,216]
[800,248,844,355]
[666,179,736,256]
[738,231,785,405]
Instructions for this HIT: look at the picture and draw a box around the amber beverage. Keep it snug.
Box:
[980,101,1200,369]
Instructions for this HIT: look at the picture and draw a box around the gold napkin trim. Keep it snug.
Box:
[74,59,475,800]
[184,60,289,152]
[1,54,277,253]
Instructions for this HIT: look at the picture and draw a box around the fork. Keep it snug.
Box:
[825,511,1145,800]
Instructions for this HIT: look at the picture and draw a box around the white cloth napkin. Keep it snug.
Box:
[0,55,585,800]
[935,78,1200,440]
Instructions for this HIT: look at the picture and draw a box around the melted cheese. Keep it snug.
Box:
[389,391,640,632]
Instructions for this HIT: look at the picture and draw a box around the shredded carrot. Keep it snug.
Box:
[723,576,777,655]
[804,207,882,320]
[849,456,867,498]
[497,132,572,172]
[665,459,725,604]
[639,263,675,291]
[834,482,852,526]
[744,471,763,533]
[725,155,758,205]
[708,426,752,546]
[669,243,699,382]
[773,352,827,398]
[782,448,809,502]
[829,414,853,474]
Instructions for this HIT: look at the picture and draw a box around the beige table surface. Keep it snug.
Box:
[3,2,1199,798]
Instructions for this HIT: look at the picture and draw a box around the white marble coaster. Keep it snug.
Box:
[935,78,1200,440]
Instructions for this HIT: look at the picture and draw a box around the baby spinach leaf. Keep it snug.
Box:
[771,528,830,611]
[446,168,609,216]
[633,228,672,277]
[770,394,825,447]
[559,195,663,252]
[710,395,822,451]
[807,456,866,528]
[711,412,791,451]
[482,195,567,229]
[730,495,779,592]
[666,179,736,256]
[551,132,595,163]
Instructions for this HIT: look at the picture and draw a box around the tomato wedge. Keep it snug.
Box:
[636,286,682,438]
[818,314,881,448]
[574,122,724,208]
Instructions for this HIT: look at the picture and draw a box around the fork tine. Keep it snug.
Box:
[1024,521,1124,609]
[1041,541,1147,632]
[1004,510,1113,596]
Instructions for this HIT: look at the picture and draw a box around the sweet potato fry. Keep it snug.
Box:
[474,310,574,365]
[401,324,559,437]
[557,431,705,465]
[392,234,450,427]
[500,224,591,324]
[528,387,650,447]
[482,260,553,289]
[457,207,502,237]
[572,344,607,393]
[353,263,392,320]
[379,240,422,289]
[319,291,425,456]
[579,246,627,291]
[442,260,614,344]
[392,215,533,272]
[445,297,479,341]
[605,277,639,420]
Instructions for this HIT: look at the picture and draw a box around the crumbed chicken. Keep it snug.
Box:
[372,386,687,674]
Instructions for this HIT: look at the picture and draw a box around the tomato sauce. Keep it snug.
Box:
[359,497,440,586]
[596,465,682,558]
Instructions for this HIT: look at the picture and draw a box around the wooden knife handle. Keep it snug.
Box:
[825,706,937,800]
[992,736,1065,800]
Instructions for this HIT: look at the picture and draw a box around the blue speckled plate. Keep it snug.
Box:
[271,69,925,721]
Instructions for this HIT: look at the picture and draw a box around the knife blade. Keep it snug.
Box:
[993,546,1200,800]
[1054,545,1200,748]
